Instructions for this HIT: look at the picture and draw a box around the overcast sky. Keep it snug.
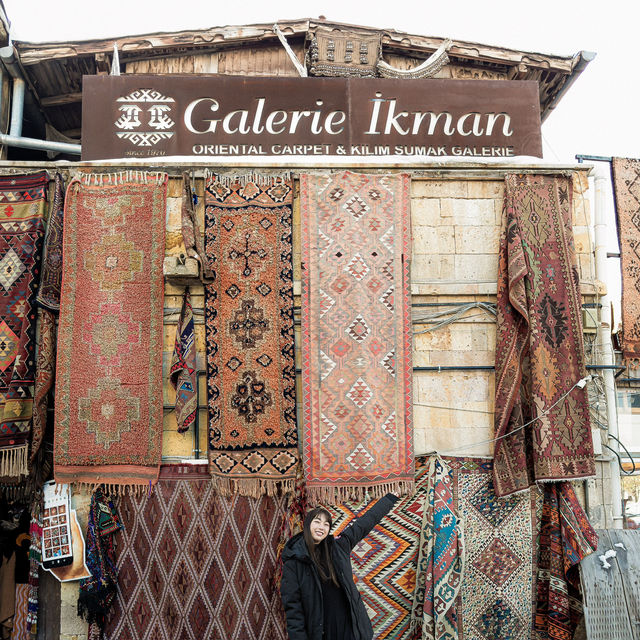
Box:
[3,0,638,163]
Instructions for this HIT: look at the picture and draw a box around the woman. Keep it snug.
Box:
[280,493,399,640]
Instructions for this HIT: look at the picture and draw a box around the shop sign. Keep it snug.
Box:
[81,75,543,160]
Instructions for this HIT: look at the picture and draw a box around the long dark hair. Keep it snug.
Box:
[303,507,339,586]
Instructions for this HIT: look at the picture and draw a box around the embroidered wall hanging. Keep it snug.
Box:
[105,464,287,640]
[301,171,413,503]
[204,171,297,496]
[0,171,47,478]
[327,455,431,640]
[493,174,595,497]
[308,27,381,77]
[448,457,541,640]
[54,171,166,490]
[611,157,640,363]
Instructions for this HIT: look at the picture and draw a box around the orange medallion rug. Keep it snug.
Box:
[54,172,167,490]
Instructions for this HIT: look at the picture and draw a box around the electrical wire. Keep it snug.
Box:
[430,375,591,455]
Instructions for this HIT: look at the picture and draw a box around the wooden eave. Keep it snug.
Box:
[10,17,592,136]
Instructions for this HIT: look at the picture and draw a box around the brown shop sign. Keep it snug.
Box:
[81,75,542,161]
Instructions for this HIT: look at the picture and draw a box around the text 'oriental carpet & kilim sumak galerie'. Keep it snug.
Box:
[0,171,47,478]
[447,457,541,640]
[54,172,166,490]
[326,456,431,640]
[105,463,287,640]
[301,171,413,503]
[204,171,297,497]
[493,174,595,497]
[611,157,640,363]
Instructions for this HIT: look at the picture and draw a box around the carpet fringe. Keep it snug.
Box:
[76,170,168,186]
[212,476,296,499]
[306,479,415,506]
[72,482,152,498]
[204,169,292,187]
[0,444,28,477]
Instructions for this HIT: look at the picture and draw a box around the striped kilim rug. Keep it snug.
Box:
[326,456,431,639]
[204,172,297,497]
[0,171,47,478]
[447,457,541,640]
[54,172,166,490]
[301,171,413,503]
[105,464,287,640]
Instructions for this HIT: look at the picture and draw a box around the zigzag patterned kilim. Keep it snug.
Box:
[301,171,413,503]
[326,456,431,639]
[105,464,287,640]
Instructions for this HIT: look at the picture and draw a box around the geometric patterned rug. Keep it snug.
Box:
[0,171,47,478]
[204,172,297,497]
[301,171,413,503]
[104,464,287,640]
[611,157,640,363]
[447,457,541,640]
[326,456,431,639]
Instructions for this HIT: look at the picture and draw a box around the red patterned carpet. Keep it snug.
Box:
[105,464,287,640]
[301,171,413,503]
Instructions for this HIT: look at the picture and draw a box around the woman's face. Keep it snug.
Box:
[309,513,331,544]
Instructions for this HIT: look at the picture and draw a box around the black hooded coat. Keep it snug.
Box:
[280,494,398,640]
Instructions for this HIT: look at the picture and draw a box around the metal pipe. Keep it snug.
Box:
[9,78,24,137]
[594,165,623,527]
[0,133,81,155]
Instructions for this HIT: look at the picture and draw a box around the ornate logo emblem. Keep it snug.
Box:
[114,89,175,147]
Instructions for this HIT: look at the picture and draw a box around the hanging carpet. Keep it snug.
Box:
[301,171,413,503]
[325,456,431,640]
[534,481,597,640]
[204,172,297,496]
[170,288,197,434]
[0,171,47,478]
[104,463,287,640]
[411,456,463,640]
[493,174,595,497]
[54,172,167,490]
[447,457,541,640]
[611,157,640,363]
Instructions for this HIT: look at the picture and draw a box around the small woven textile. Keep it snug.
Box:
[309,27,380,77]
[30,308,56,464]
[181,172,213,283]
[411,456,463,640]
[11,583,29,640]
[78,488,122,634]
[445,457,541,640]
[170,288,197,434]
[611,157,640,362]
[204,172,297,496]
[534,482,597,640]
[26,497,42,635]
[54,172,166,490]
[0,171,47,478]
[104,464,287,640]
[326,456,431,639]
[301,171,413,503]
[36,172,64,311]
[493,174,595,497]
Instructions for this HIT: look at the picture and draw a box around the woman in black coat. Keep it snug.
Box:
[280,493,398,640]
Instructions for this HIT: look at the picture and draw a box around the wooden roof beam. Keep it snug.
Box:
[40,91,83,108]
